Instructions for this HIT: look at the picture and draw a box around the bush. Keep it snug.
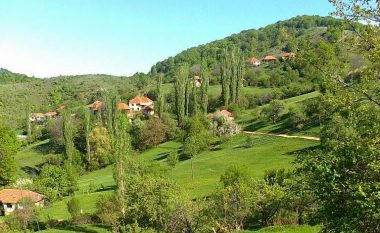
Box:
[67,196,81,219]
[166,151,179,167]
[261,100,286,123]
[244,135,255,148]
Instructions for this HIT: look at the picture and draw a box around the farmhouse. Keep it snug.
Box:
[246,57,261,66]
[0,189,45,216]
[193,76,202,87]
[263,55,277,62]
[281,52,296,59]
[209,109,234,121]
[29,113,46,122]
[129,96,153,112]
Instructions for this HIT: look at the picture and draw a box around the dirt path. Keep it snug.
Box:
[244,131,320,141]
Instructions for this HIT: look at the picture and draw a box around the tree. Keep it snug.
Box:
[166,150,179,167]
[138,117,167,150]
[0,125,19,186]
[183,115,212,186]
[6,198,40,231]
[213,166,253,231]
[89,126,112,170]
[174,63,190,127]
[46,118,64,149]
[220,48,231,107]
[261,100,286,123]
[35,163,78,200]
[153,65,165,118]
[200,58,209,114]
[25,104,31,142]
[63,110,75,164]
[67,196,81,219]
[83,107,92,168]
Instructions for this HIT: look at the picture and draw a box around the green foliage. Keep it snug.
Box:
[0,68,34,84]
[244,135,255,148]
[35,163,78,201]
[261,100,286,123]
[67,196,81,219]
[166,150,179,167]
[89,126,112,170]
[0,125,20,185]
[138,117,167,150]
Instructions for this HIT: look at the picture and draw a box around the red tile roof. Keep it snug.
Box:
[0,189,44,204]
[129,96,153,105]
[246,57,260,63]
[282,52,296,58]
[44,112,57,117]
[263,55,277,61]
[91,100,104,111]
[220,109,233,118]
[118,102,130,110]
[142,105,154,111]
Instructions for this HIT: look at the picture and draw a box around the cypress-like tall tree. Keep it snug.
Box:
[174,63,190,127]
[25,104,31,141]
[83,107,91,167]
[153,66,164,117]
[113,111,131,220]
[230,49,238,104]
[63,110,74,164]
[220,48,231,107]
[200,59,209,114]
[236,50,244,102]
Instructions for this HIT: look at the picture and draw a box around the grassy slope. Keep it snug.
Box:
[240,225,320,233]
[36,134,317,221]
[238,91,321,137]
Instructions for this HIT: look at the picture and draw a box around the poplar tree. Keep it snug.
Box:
[25,104,31,141]
[220,49,231,107]
[230,49,237,104]
[153,66,164,117]
[63,110,74,164]
[83,107,91,167]
[174,63,190,127]
[200,59,209,114]
[113,111,131,220]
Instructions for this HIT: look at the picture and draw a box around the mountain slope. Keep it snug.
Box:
[0,68,35,84]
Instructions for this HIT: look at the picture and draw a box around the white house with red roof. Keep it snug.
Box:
[246,57,261,66]
[0,189,45,216]
[129,96,153,112]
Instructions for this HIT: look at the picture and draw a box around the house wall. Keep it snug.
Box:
[1,203,16,215]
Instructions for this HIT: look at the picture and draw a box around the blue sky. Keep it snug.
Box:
[0,0,334,78]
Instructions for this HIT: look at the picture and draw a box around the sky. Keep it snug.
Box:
[0,0,335,78]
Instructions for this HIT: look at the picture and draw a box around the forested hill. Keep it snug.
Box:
[153,15,352,76]
[0,68,35,84]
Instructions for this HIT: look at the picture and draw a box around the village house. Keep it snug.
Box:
[280,52,296,60]
[0,189,45,216]
[246,57,261,66]
[193,76,202,87]
[89,100,105,113]
[29,113,46,122]
[263,55,277,62]
[128,96,153,112]
[209,109,234,121]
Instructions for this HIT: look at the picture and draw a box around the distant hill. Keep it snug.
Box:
[0,68,35,84]
[153,15,352,77]
[0,15,361,129]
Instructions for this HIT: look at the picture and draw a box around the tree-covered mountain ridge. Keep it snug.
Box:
[153,15,355,76]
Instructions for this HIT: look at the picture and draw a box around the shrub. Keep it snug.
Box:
[244,135,255,148]
[166,151,179,167]
[261,100,286,123]
[67,197,81,219]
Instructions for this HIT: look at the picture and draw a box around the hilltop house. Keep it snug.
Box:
[263,55,277,62]
[0,189,45,216]
[246,57,261,66]
[129,96,153,112]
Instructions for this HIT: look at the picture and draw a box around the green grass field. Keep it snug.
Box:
[36,133,317,222]
[237,91,321,137]
[240,225,320,233]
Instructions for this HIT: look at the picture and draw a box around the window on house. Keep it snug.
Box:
[6,204,12,208]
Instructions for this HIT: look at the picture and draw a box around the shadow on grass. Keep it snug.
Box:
[53,224,111,233]
[244,120,267,131]
[95,184,116,193]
